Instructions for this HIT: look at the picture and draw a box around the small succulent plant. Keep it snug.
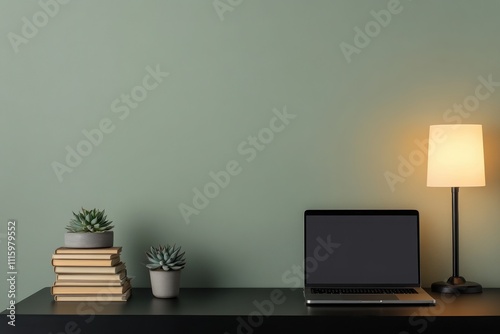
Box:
[66,208,114,233]
[145,244,186,271]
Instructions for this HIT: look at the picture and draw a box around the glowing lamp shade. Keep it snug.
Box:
[427,124,485,187]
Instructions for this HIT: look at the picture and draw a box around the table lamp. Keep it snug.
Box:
[426,124,485,294]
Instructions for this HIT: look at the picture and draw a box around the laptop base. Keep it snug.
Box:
[304,287,436,305]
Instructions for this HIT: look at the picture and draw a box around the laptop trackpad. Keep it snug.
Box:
[337,295,398,301]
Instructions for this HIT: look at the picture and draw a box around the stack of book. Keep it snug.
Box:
[50,246,132,302]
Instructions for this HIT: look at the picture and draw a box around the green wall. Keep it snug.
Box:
[1,0,500,307]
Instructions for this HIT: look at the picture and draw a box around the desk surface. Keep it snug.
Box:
[3,287,500,333]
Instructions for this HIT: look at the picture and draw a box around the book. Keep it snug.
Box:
[54,247,122,254]
[51,257,120,267]
[54,262,126,274]
[53,288,131,302]
[52,254,119,260]
[53,278,127,286]
[51,279,131,295]
[56,270,127,281]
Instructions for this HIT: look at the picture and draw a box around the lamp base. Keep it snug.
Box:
[431,276,482,294]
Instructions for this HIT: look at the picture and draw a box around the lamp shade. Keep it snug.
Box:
[427,124,485,187]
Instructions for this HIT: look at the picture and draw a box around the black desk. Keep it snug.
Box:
[2,287,500,333]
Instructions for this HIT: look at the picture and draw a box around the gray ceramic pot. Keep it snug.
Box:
[149,270,181,298]
[64,231,114,248]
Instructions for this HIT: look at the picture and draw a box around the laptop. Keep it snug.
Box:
[303,209,436,305]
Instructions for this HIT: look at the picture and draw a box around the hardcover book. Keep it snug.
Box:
[53,289,131,302]
[54,262,126,274]
[53,278,127,287]
[51,257,120,267]
[56,270,127,281]
[52,254,119,260]
[51,279,131,295]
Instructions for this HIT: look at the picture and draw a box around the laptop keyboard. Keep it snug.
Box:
[311,288,418,295]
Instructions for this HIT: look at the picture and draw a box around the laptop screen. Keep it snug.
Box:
[304,210,420,287]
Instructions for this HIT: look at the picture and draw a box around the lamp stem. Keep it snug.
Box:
[431,186,482,293]
[451,187,459,277]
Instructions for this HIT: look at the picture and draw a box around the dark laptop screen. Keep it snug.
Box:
[304,210,420,287]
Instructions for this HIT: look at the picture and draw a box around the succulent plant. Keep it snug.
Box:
[66,208,114,233]
[145,244,186,271]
